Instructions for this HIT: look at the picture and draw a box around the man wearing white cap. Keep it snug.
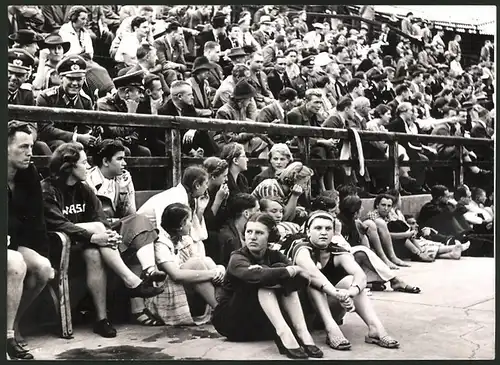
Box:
[303,23,324,49]
[36,55,96,151]
[252,15,272,48]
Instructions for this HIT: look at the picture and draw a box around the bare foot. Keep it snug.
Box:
[391,258,411,267]
[460,241,470,252]
[384,260,399,270]
[450,245,462,259]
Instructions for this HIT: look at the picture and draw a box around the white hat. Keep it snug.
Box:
[312,22,325,29]
[315,52,334,67]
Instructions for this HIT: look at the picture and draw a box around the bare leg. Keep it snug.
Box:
[307,287,345,340]
[136,244,156,271]
[257,288,299,349]
[364,220,397,269]
[129,263,145,315]
[336,276,390,339]
[180,257,218,308]
[279,292,315,345]
[14,247,53,345]
[375,219,410,267]
[7,250,27,338]
[437,244,462,260]
[99,247,142,288]
[82,248,108,321]
[75,222,142,288]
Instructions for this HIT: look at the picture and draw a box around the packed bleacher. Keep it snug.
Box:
[7,4,494,360]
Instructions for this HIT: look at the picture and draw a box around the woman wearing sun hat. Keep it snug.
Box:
[32,33,70,93]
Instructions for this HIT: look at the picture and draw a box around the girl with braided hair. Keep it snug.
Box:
[149,203,225,326]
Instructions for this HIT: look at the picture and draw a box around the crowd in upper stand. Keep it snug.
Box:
[7,5,495,360]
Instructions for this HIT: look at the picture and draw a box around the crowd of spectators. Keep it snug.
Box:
[7,4,495,360]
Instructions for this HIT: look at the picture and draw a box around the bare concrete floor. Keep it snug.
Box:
[23,257,495,360]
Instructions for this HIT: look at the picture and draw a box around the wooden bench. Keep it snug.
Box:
[49,189,162,338]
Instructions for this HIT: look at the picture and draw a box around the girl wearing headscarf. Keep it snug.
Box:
[283,211,400,350]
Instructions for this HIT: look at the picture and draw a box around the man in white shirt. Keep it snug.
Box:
[110,6,155,58]
[431,29,446,50]
[303,23,324,50]
[115,16,151,66]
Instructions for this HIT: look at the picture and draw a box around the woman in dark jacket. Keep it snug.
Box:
[202,156,230,262]
[212,213,323,359]
[41,142,162,338]
[251,143,294,190]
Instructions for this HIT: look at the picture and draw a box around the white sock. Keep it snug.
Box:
[136,244,156,271]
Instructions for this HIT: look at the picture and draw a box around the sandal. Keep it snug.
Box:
[132,308,165,326]
[393,285,421,294]
[326,336,352,350]
[141,268,167,283]
[365,335,400,349]
[369,282,387,292]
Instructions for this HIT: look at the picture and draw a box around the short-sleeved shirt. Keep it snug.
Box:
[154,232,195,266]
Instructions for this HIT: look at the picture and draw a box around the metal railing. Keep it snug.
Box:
[9,105,494,190]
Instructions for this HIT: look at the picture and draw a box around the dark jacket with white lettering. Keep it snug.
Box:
[41,176,110,243]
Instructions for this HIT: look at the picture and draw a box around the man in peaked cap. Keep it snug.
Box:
[36,55,96,151]
[96,70,152,158]
[8,49,53,156]
[8,49,35,106]
[252,15,272,48]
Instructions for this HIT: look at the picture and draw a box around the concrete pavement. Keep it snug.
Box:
[23,257,495,360]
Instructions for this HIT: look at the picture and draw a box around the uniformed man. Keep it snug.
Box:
[289,56,314,99]
[96,70,151,157]
[365,71,394,108]
[8,29,43,59]
[8,48,35,106]
[36,55,97,151]
[8,48,53,156]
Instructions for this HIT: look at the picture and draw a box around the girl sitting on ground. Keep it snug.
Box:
[211,213,323,359]
[283,211,401,350]
[315,191,421,294]
[386,189,468,261]
[149,203,225,326]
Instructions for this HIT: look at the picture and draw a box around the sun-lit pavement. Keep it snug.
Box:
[23,257,495,360]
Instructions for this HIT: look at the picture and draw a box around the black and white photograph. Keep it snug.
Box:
[6,4,495,360]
